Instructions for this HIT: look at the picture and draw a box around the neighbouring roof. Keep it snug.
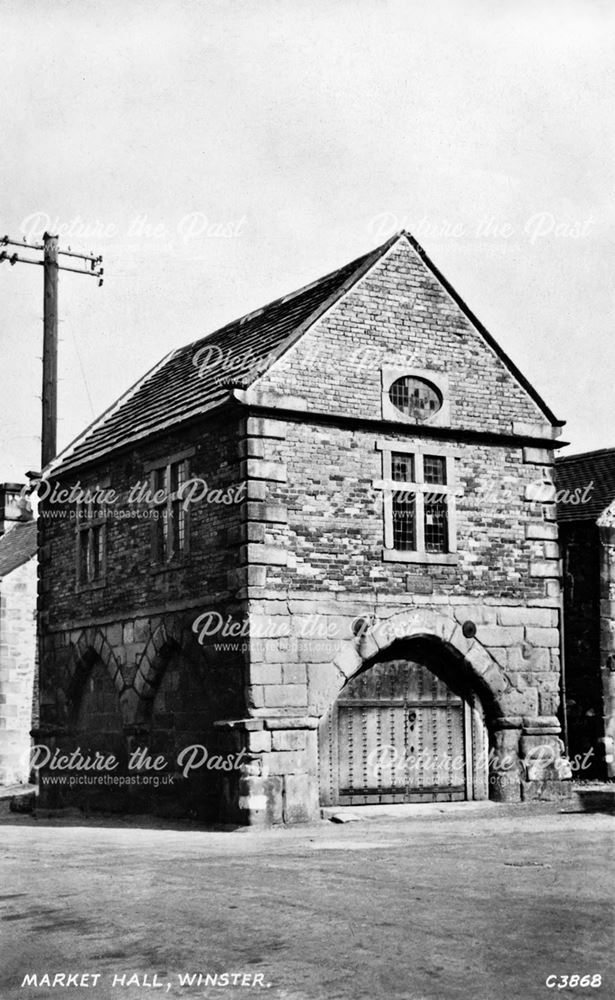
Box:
[49,231,561,476]
[555,447,615,523]
[0,520,37,577]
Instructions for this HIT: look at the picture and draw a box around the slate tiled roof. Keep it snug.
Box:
[50,239,394,474]
[555,448,615,522]
[49,230,561,476]
[0,521,37,578]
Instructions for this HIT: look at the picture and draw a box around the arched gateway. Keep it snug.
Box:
[319,611,509,808]
[319,640,490,806]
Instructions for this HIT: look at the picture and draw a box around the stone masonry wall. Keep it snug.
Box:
[219,235,567,823]
[559,521,603,775]
[221,412,565,822]
[0,556,37,785]
[38,411,251,818]
[37,234,567,823]
[255,237,549,434]
[40,411,245,625]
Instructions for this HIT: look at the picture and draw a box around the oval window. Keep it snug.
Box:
[388,376,442,420]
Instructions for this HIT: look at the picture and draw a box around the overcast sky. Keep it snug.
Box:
[1,0,613,480]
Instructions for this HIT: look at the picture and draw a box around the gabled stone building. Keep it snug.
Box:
[556,448,615,778]
[37,231,569,824]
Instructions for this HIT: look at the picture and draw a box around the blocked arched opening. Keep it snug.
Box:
[64,631,124,728]
[130,621,236,819]
[133,627,182,726]
[55,640,128,803]
[71,655,125,747]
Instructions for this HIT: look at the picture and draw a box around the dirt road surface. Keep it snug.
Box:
[1,803,613,1000]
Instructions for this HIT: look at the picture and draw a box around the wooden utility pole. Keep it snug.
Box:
[42,233,59,467]
[0,232,103,469]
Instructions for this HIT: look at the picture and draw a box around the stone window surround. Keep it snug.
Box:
[74,476,110,593]
[144,447,195,571]
[375,439,459,566]
[381,366,451,427]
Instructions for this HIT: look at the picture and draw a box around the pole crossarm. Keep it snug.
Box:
[0,230,104,468]
[1,235,44,252]
[57,247,103,265]
[2,234,102,264]
[0,234,103,285]
[59,262,104,279]
[0,250,42,267]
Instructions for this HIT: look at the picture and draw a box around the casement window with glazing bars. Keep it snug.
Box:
[376,441,459,565]
[75,497,107,589]
[146,451,193,565]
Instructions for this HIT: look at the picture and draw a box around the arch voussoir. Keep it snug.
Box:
[93,630,125,694]
[334,608,511,719]
[132,622,183,722]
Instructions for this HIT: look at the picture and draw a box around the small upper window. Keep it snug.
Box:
[76,498,106,589]
[151,458,189,564]
[388,376,442,421]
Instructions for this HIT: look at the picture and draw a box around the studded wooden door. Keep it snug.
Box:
[319,658,488,806]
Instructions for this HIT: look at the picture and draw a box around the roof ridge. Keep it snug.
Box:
[176,232,401,358]
[48,228,563,476]
[50,234,404,475]
[241,233,403,392]
[396,231,563,428]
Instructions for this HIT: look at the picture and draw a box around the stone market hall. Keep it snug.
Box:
[37,231,569,824]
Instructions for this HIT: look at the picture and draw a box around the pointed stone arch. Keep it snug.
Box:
[131,616,204,724]
[134,623,180,705]
[63,628,125,721]
[56,628,126,735]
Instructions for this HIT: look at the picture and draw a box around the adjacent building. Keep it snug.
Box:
[556,448,615,778]
[37,231,570,824]
[0,484,37,787]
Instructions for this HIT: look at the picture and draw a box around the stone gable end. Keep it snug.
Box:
[254,237,548,433]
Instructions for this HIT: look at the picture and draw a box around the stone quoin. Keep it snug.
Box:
[36,231,570,823]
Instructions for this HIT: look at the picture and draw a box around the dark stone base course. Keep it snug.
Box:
[38,760,229,822]
[35,715,244,822]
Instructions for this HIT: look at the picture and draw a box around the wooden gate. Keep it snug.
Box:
[319,657,488,806]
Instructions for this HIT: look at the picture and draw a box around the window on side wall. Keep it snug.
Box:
[147,451,193,566]
[76,496,107,589]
